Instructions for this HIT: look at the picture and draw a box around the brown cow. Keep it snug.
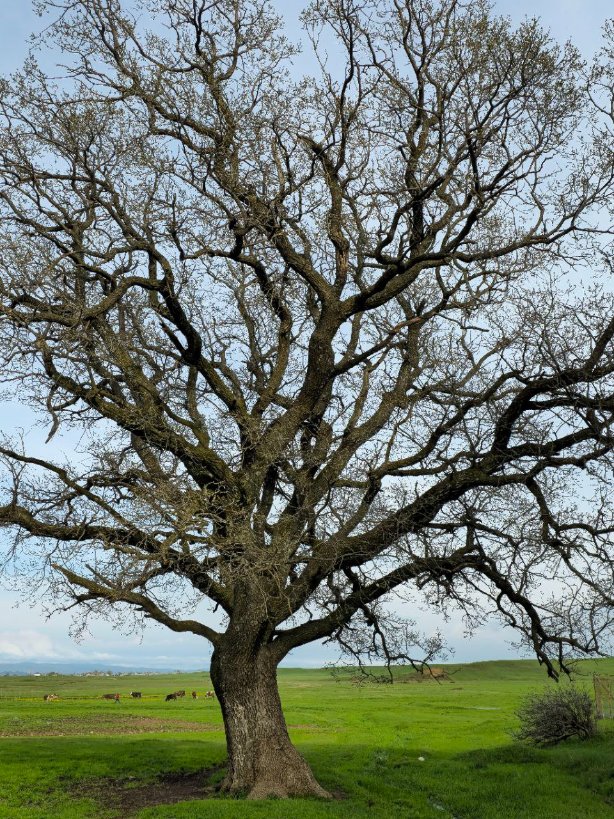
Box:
[173,690,186,698]
[165,693,177,702]
[102,693,120,702]
[205,690,216,699]
[43,693,58,702]
[191,691,198,699]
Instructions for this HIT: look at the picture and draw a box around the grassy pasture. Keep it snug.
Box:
[0,659,613,818]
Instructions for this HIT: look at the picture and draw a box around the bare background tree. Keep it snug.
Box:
[0,0,614,799]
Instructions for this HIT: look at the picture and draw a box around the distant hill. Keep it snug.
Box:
[0,660,208,676]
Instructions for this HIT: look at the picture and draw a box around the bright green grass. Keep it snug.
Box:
[0,659,613,818]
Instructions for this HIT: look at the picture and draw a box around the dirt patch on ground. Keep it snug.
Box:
[71,766,223,815]
[0,715,322,738]
[0,714,221,737]
[72,766,344,814]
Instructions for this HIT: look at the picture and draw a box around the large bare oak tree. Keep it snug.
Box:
[1,0,614,799]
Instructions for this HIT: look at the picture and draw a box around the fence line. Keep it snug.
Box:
[594,674,614,719]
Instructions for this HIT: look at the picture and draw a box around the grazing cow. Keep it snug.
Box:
[43,693,58,702]
[173,690,186,698]
[130,691,142,699]
[165,693,177,702]
[205,690,216,699]
[102,693,120,702]
[191,691,198,699]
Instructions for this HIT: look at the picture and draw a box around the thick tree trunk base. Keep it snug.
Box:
[211,641,332,800]
[220,747,332,800]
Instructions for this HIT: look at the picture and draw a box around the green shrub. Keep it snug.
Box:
[514,686,596,746]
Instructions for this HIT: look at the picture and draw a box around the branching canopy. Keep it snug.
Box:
[1,0,614,677]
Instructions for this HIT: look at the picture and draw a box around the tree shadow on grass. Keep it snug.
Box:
[452,731,614,814]
[2,738,346,816]
[8,734,614,817]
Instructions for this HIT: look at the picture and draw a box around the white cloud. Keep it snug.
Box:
[0,584,525,668]
[0,629,56,659]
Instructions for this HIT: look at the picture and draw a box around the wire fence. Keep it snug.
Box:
[594,675,614,719]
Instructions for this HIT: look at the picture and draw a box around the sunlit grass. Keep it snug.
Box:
[0,659,613,817]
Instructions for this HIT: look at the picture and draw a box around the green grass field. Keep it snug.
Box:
[0,658,613,818]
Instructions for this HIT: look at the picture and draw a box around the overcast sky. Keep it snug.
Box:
[0,1,611,671]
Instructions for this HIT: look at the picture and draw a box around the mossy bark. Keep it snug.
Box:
[210,639,331,799]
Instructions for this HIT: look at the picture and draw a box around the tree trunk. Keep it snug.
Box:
[210,639,331,799]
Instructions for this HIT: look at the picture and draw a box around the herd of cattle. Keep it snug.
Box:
[43,689,216,702]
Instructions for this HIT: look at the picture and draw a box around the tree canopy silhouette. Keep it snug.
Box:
[1,0,614,799]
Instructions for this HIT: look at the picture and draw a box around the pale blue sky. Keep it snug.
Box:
[0,1,610,670]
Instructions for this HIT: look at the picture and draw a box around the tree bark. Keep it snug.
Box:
[210,638,331,799]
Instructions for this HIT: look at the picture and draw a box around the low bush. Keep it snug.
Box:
[514,686,596,746]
